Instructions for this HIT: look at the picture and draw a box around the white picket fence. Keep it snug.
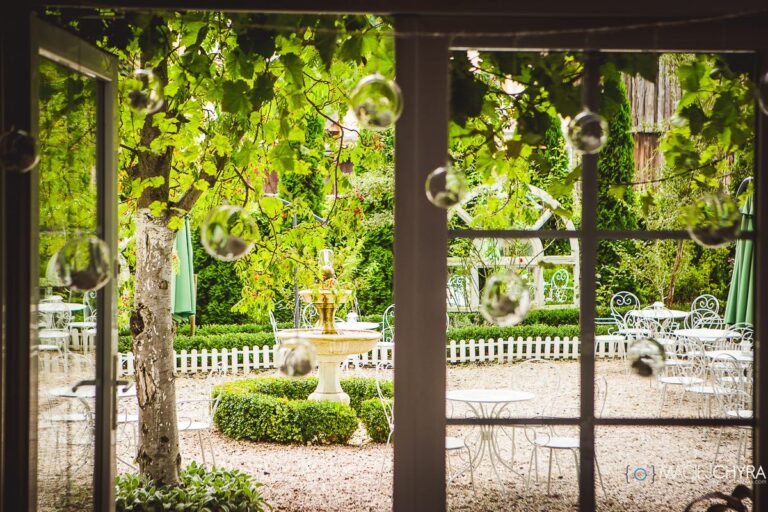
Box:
[118,336,627,376]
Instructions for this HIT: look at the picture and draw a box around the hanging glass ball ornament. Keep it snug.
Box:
[479,270,531,326]
[200,205,259,261]
[0,127,39,173]
[277,336,317,377]
[627,338,666,377]
[425,163,468,209]
[127,68,164,115]
[758,71,768,116]
[349,73,403,131]
[568,110,609,154]
[50,236,112,291]
[685,192,742,248]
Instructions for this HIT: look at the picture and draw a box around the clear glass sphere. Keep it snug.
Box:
[49,236,112,291]
[479,270,531,326]
[628,338,666,377]
[277,337,317,377]
[568,110,609,154]
[201,205,259,261]
[685,192,742,248]
[127,68,164,115]
[0,128,39,173]
[349,74,403,131]
[758,72,768,116]
[425,164,468,209]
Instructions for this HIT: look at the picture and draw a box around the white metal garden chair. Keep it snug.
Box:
[683,340,736,418]
[691,294,720,315]
[525,376,607,497]
[656,337,702,416]
[684,309,725,331]
[374,363,474,489]
[68,291,97,353]
[712,355,752,465]
[177,364,225,466]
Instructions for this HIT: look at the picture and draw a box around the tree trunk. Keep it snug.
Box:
[666,240,685,306]
[131,209,181,485]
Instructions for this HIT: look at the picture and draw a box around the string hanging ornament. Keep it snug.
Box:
[348,30,403,131]
[0,127,39,173]
[479,269,531,326]
[684,191,742,248]
[425,162,468,209]
[127,68,165,114]
[48,235,113,291]
[200,204,259,261]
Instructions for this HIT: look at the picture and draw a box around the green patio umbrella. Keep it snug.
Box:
[171,218,196,319]
[725,193,754,324]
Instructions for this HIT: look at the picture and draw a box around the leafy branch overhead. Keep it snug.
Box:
[448,50,754,227]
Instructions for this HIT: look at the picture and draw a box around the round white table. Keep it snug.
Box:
[335,321,380,331]
[50,384,136,399]
[446,388,535,487]
[673,328,741,343]
[39,302,87,314]
[628,308,688,321]
[704,350,753,364]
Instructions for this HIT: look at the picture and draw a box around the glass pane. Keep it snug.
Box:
[597,53,756,234]
[36,58,99,512]
[446,236,580,508]
[596,239,754,419]
[447,50,583,232]
[597,427,754,511]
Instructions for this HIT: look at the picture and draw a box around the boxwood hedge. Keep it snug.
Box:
[118,322,600,354]
[212,377,393,444]
[359,398,392,443]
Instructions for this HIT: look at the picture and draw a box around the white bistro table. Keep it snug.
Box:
[673,328,741,344]
[446,388,534,488]
[335,321,380,331]
[628,308,688,321]
[704,350,753,364]
[39,302,87,314]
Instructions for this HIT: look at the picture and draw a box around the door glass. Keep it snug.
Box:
[36,57,99,512]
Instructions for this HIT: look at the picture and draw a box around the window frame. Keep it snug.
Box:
[392,13,768,512]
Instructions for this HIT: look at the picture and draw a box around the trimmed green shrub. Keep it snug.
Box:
[340,376,393,414]
[118,332,275,353]
[212,377,393,444]
[115,462,269,512]
[359,397,392,443]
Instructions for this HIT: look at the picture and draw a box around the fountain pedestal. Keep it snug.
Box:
[278,328,380,404]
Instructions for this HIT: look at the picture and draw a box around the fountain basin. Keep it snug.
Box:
[277,328,380,404]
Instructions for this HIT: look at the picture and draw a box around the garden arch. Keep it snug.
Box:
[447,183,580,309]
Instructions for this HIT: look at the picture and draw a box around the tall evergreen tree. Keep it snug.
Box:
[596,76,638,292]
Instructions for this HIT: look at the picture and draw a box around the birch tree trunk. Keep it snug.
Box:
[131,209,181,485]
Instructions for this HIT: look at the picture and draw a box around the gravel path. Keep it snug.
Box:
[109,360,754,511]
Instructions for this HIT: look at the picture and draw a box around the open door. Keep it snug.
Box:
[1,13,119,512]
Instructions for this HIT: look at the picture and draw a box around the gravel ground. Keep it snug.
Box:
[36,359,753,511]
[119,360,754,512]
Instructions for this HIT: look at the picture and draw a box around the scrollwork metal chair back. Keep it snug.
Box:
[546,269,572,304]
[301,303,318,329]
[382,304,395,344]
[685,310,725,330]
[691,294,720,315]
[610,291,640,320]
[269,310,280,346]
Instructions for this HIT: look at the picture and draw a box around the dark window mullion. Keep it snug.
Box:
[579,51,600,512]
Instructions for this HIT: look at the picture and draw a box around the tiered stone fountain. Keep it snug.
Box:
[278,250,380,404]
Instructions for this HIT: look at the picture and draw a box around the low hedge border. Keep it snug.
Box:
[212,377,393,444]
[359,398,391,443]
[119,323,603,353]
